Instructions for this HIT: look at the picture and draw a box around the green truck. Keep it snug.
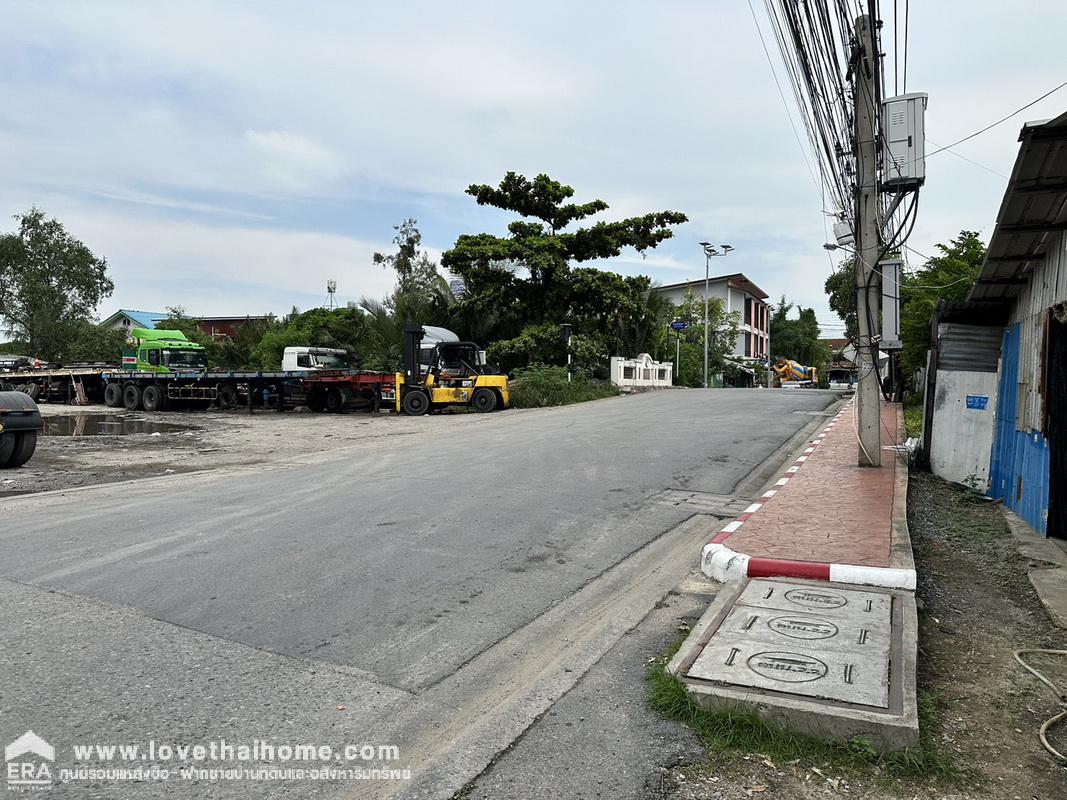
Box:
[122,328,208,373]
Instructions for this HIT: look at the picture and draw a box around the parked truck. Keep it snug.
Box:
[0,327,510,416]
[0,391,43,468]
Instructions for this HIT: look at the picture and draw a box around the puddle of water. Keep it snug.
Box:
[42,414,192,437]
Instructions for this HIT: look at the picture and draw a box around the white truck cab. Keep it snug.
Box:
[282,346,352,371]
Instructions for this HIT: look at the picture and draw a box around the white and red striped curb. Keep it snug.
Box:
[700,400,917,592]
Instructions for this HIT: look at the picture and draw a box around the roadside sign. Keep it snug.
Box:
[670,321,688,331]
[966,395,989,410]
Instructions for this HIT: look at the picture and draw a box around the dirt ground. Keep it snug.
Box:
[1,401,517,497]
[661,472,1067,799]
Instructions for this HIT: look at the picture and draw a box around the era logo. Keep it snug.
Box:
[5,731,54,791]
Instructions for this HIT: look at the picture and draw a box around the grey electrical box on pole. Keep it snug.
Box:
[854,14,881,467]
[881,93,928,191]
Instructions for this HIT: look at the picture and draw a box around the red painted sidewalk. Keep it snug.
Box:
[702,399,914,589]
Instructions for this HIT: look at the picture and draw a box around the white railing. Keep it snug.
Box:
[609,354,673,388]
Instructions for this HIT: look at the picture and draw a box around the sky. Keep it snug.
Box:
[2,1,1065,337]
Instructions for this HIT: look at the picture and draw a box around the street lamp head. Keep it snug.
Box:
[822,242,839,251]
[698,241,711,246]
[720,244,734,253]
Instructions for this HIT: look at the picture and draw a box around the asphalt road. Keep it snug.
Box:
[0,388,838,798]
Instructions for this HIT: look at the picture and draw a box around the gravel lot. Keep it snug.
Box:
[1,401,510,497]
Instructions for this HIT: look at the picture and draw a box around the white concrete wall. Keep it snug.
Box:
[655,281,730,307]
[610,354,673,388]
[929,369,999,491]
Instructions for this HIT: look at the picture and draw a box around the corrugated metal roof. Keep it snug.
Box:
[936,323,1003,372]
[99,309,168,329]
[970,110,1067,302]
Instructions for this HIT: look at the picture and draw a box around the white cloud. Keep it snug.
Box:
[60,211,395,317]
[0,0,1065,329]
[243,130,347,192]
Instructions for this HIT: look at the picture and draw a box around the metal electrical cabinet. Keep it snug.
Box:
[881,93,928,190]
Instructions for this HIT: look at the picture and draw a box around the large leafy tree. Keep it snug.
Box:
[0,208,114,361]
[823,258,858,342]
[373,219,453,322]
[443,172,687,357]
[899,230,985,376]
[665,287,741,386]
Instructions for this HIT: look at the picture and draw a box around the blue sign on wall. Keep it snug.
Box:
[966,394,989,410]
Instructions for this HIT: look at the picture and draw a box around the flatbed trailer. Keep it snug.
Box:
[0,367,398,413]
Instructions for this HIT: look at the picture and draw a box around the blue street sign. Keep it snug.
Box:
[965,395,989,410]
[670,321,688,331]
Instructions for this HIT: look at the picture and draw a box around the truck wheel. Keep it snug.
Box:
[104,382,124,408]
[216,384,236,409]
[471,388,498,413]
[5,432,37,468]
[401,390,430,416]
[123,383,143,411]
[325,388,345,413]
[0,433,15,467]
[24,383,40,401]
[306,388,326,413]
[142,384,166,412]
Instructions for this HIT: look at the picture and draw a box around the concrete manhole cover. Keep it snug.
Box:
[687,579,895,708]
[736,579,892,621]
[747,651,828,682]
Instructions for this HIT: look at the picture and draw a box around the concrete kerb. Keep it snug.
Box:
[700,401,918,591]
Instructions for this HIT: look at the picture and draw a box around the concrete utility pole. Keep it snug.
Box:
[854,14,881,466]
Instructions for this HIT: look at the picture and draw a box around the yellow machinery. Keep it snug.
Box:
[772,358,818,387]
[396,325,511,415]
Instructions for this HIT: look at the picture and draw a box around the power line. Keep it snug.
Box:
[746,0,823,195]
[925,137,1008,179]
[902,0,909,92]
[927,79,1067,157]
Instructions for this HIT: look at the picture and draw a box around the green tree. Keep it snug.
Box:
[0,208,114,361]
[443,172,687,359]
[250,307,370,370]
[823,258,858,342]
[899,230,985,377]
[665,288,741,387]
[373,219,453,322]
[65,321,129,364]
[769,297,830,383]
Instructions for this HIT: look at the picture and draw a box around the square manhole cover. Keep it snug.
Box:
[686,579,894,708]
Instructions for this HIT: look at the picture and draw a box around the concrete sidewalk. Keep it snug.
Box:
[702,399,916,590]
[671,399,920,750]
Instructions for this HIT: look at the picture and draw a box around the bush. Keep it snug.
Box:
[509,364,619,408]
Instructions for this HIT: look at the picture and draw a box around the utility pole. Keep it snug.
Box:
[854,13,881,466]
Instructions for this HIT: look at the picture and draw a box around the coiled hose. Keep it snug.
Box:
[1014,648,1067,761]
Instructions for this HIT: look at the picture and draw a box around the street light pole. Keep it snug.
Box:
[698,242,734,389]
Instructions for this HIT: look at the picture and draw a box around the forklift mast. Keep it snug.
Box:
[403,325,425,386]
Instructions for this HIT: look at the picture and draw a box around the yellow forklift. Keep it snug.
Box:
[395,325,510,415]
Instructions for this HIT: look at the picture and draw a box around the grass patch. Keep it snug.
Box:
[647,642,969,786]
[509,364,619,408]
[903,392,924,439]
